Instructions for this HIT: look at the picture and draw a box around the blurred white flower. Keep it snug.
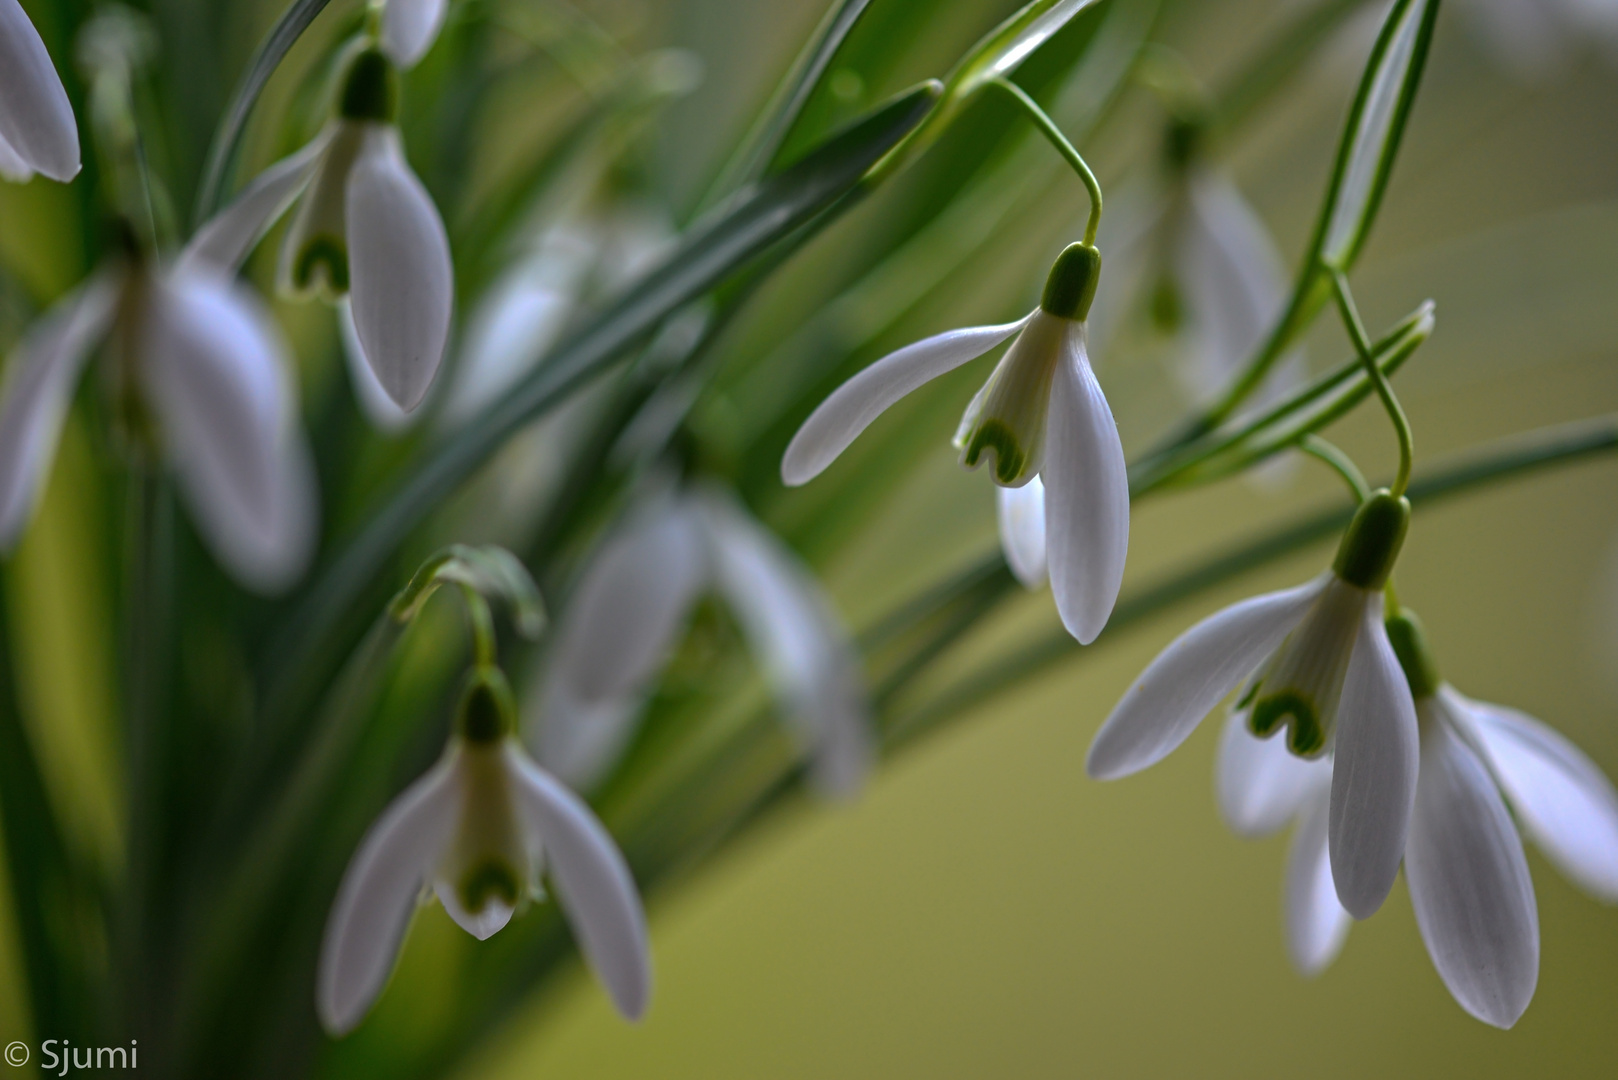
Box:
[1088,491,1418,918]
[0,260,317,592]
[378,0,448,68]
[0,0,79,182]
[1218,658,1618,1027]
[532,482,871,797]
[185,48,452,418]
[1456,0,1618,79]
[1090,165,1304,416]
[439,204,673,428]
[783,243,1128,645]
[319,669,649,1035]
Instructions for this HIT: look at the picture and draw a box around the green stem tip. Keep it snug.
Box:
[1332,488,1410,590]
[1041,242,1101,321]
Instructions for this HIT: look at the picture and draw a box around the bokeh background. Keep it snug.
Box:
[1,0,1616,1077]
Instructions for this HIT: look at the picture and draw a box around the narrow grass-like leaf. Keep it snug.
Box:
[192,0,334,226]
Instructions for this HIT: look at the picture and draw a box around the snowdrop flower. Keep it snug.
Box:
[0,0,79,182]
[0,253,316,591]
[1088,490,1417,917]
[319,667,649,1035]
[532,483,871,797]
[1089,159,1303,414]
[1219,612,1618,1029]
[783,243,1128,644]
[439,204,672,428]
[185,47,452,417]
[377,0,448,68]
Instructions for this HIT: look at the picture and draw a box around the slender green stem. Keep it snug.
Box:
[1328,268,1413,494]
[462,587,498,669]
[987,76,1103,245]
[1300,434,1370,503]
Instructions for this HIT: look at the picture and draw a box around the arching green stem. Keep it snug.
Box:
[1328,267,1413,496]
[1299,434,1370,503]
[988,76,1103,245]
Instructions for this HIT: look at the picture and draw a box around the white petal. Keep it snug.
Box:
[997,475,1047,589]
[1406,711,1539,1029]
[317,752,460,1035]
[0,276,117,549]
[1042,323,1128,644]
[696,488,873,797]
[141,272,316,592]
[0,129,32,182]
[433,879,515,941]
[504,745,651,1021]
[1285,788,1352,977]
[1177,170,1293,404]
[534,498,707,784]
[0,0,79,181]
[780,316,1030,486]
[338,300,416,432]
[346,125,452,411]
[1217,710,1333,839]
[1087,575,1325,780]
[1454,691,1618,903]
[180,131,332,276]
[1328,598,1419,919]
[381,0,449,68]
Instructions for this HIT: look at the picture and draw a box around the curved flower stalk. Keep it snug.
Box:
[319,666,650,1035]
[1088,490,1418,917]
[440,203,674,428]
[1219,613,1618,1029]
[185,47,452,418]
[0,254,317,592]
[783,243,1128,644]
[531,482,872,797]
[1090,164,1304,415]
[0,0,79,182]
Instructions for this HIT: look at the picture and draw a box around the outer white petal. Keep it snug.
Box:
[1042,323,1129,644]
[781,316,1030,486]
[1454,691,1618,902]
[1285,788,1352,977]
[0,276,117,549]
[381,0,449,68]
[697,488,873,798]
[0,129,32,181]
[1088,576,1326,780]
[534,498,707,784]
[997,475,1047,589]
[317,753,460,1035]
[346,125,452,411]
[1217,710,1333,839]
[179,131,333,275]
[505,744,651,1021]
[0,0,79,181]
[141,272,316,592]
[1328,597,1419,919]
[1406,712,1539,1029]
[338,300,415,432]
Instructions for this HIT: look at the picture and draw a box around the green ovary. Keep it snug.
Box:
[459,858,521,915]
[294,235,350,295]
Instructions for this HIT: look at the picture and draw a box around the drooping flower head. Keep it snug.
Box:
[0,240,317,591]
[1217,609,1618,1029]
[319,665,650,1035]
[783,243,1129,645]
[532,481,872,798]
[1088,490,1418,917]
[0,0,80,183]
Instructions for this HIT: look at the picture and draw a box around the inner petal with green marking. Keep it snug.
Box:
[280,121,366,300]
[953,309,1071,487]
[1246,578,1368,758]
